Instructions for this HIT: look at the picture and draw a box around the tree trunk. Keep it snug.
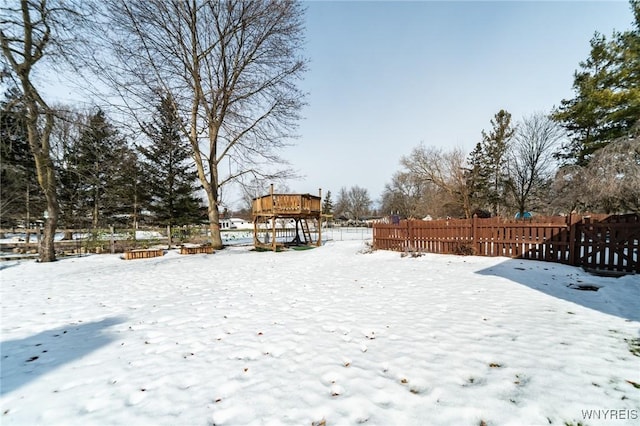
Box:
[41,212,57,262]
[35,146,59,262]
[1,0,63,262]
[29,109,59,262]
[207,197,222,249]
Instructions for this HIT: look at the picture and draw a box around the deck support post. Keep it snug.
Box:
[271,184,276,252]
[317,188,322,247]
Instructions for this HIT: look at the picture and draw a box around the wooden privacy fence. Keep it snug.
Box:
[373,214,640,273]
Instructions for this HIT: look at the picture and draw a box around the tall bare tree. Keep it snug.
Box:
[549,165,588,214]
[549,123,639,214]
[380,171,430,219]
[334,186,372,222]
[93,0,307,249]
[1,0,82,261]
[583,125,640,213]
[401,145,472,218]
[507,112,563,217]
[346,186,372,221]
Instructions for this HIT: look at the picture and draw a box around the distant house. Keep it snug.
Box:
[220,217,253,230]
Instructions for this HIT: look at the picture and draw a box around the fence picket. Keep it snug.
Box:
[373,214,639,273]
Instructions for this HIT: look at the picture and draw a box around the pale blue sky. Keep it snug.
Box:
[34,0,633,208]
[287,0,634,205]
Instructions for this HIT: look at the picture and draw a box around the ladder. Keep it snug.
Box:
[300,219,312,244]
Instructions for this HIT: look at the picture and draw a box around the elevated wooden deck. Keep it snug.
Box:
[251,187,324,251]
[252,193,321,217]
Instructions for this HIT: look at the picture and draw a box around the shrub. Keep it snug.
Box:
[453,243,475,256]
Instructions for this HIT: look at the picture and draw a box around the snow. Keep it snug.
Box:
[1,239,639,425]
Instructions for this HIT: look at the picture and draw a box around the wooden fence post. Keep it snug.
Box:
[318,188,322,247]
[36,228,42,254]
[403,220,409,251]
[472,214,478,254]
[110,225,115,254]
[568,213,577,266]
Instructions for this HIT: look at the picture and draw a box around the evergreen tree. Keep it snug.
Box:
[465,142,490,215]
[322,190,334,215]
[71,108,136,227]
[553,0,640,165]
[55,109,87,228]
[107,142,147,226]
[468,110,515,216]
[0,88,44,227]
[139,94,202,226]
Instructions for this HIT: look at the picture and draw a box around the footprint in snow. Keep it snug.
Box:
[126,390,147,406]
[330,384,345,397]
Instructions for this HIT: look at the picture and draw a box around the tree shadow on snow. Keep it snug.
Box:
[0,261,21,271]
[475,259,640,322]
[0,316,125,396]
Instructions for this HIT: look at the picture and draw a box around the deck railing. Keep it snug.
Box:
[252,194,321,216]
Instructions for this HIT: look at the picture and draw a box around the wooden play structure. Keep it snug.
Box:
[252,185,323,251]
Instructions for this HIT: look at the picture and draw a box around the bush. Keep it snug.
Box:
[453,243,475,256]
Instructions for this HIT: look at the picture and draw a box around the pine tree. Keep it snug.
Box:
[106,143,147,226]
[553,0,640,165]
[468,110,515,216]
[71,109,136,227]
[322,190,334,215]
[139,94,202,226]
[465,142,490,216]
[56,109,87,228]
[0,88,44,227]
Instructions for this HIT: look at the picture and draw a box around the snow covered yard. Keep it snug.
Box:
[1,240,638,426]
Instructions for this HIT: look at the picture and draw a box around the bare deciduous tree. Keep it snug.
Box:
[507,112,564,217]
[549,124,639,214]
[380,171,426,218]
[401,144,472,218]
[346,186,372,221]
[1,0,83,261]
[92,0,307,248]
[334,186,372,222]
[584,128,640,213]
[549,164,592,214]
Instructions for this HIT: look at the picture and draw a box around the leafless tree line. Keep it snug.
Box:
[382,113,639,219]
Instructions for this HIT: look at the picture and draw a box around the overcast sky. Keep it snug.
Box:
[284,0,633,205]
